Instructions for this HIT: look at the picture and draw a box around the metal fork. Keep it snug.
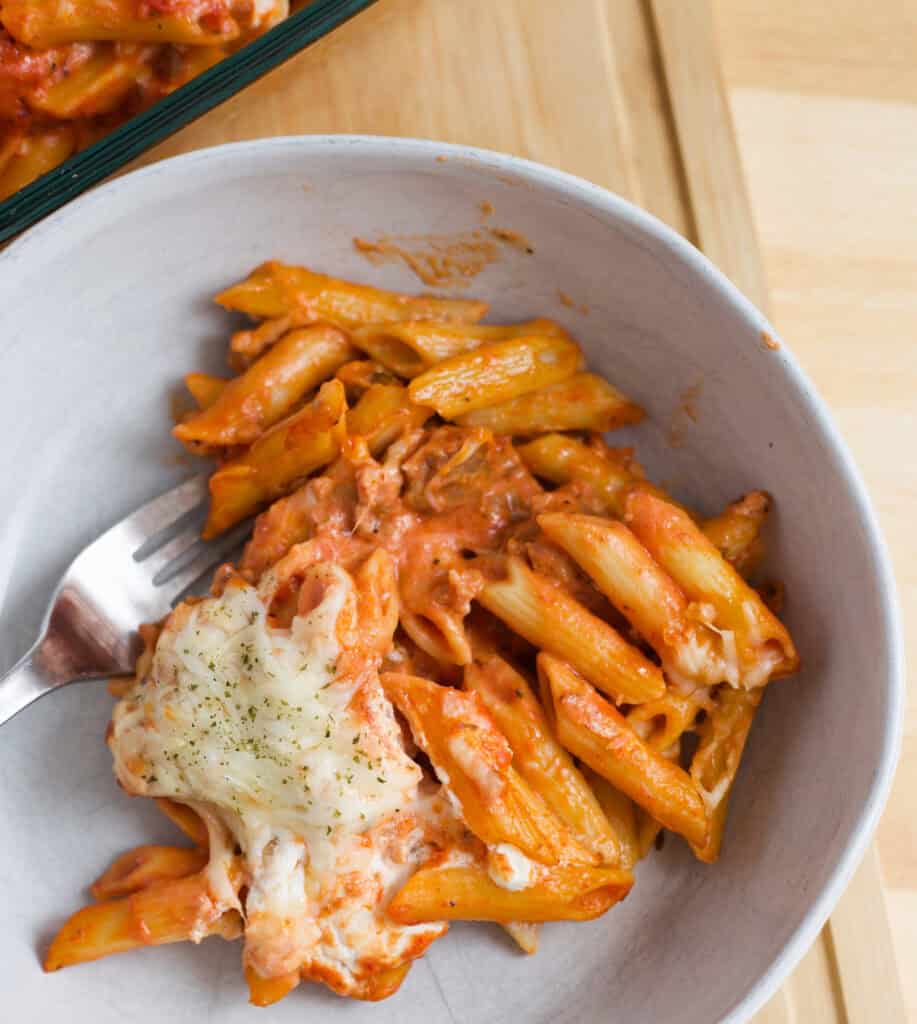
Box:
[0,476,250,727]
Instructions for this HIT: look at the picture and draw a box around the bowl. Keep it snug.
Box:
[0,136,903,1024]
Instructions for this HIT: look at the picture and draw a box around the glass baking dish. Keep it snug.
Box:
[0,0,376,243]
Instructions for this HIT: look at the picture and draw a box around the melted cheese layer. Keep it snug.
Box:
[109,567,432,986]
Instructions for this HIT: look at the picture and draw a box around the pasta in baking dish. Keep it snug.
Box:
[45,261,799,1006]
[0,1,306,200]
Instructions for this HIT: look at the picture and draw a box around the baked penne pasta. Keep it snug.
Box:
[502,920,540,955]
[174,324,355,447]
[409,332,583,419]
[457,372,644,435]
[701,490,770,576]
[382,672,594,867]
[45,870,243,971]
[349,318,563,379]
[476,555,666,704]
[578,767,641,870]
[539,654,708,848]
[184,372,228,411]
[0,125,76,201]
[689,686,762,863]
[625,491,799,688]
[2,0,244,47]
[388,858,632,924]
[90,844,208,900]
[216,261,489,325]
[538,512,726,689]
[346,381,433,453]
[463,653,620,864]
[204,378,346,537]
[245,965,301,1007]
[49,262,801,1003]
[517,433,648,516]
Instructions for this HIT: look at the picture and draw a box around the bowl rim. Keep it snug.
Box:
[2,134,905,1024]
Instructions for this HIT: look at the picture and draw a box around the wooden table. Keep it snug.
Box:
[715,3,916,1020]
[137,1,914,1018]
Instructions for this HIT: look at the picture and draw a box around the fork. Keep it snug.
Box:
[0,476,250,727]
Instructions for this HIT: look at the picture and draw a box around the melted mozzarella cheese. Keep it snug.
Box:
[111,574,419,835]
[486,843,535,891]
[109,567,430,985]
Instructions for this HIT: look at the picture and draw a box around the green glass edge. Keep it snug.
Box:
[0,0,377,243]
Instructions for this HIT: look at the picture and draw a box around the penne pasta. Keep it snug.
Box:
[204,378,347,537]
[409,333,583,419]
[175,325,355,446]
[27,44,150,119]
[689,686,762,863]
[517,433,649,516]
[184,372,229,411]
[0,125,76,201]
[625,491,799,688]
[381,673,595,867]
[216,261,489,325]
[45,871,242,971]
[502,920,540,954]
[245,965,301,1007]
[154,798,209,847]
[701,490,770,576]
[49,260,802,1002]
[349,962,413,1002]
[538,512,726,688]
[476,555,665,704]
[349,319,563,379]
[346,382,433,454]
[2,0,242,47]
[464,654,620,864]
[579,766,641,870]
[539,655,708,848]
[457,372,644,435]
[90,844,208,900]
[388,859,632,924]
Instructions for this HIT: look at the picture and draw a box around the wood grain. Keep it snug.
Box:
[135,1,910,1019]
[714,3,917,1019]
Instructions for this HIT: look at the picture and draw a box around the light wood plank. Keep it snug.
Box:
[647,0,768,308]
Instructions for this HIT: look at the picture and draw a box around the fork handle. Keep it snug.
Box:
[0,646,54,727]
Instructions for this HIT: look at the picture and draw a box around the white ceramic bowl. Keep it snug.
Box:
[0,137,903,1024]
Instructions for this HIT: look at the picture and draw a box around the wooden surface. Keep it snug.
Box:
[135,1,912,1019]
[714,3,916,1020]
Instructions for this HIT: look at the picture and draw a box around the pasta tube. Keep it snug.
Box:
[2,0,242,46]
[381,673,594,867]
[476,555,665,704]
[184,372,228,411]
[409,333,583,418]
[204,379,346,537]
[517,434,651,516]
[174,325,355,446]
[539,654,708,848]
[538,512,725,688]
[90,845,208,900]
[457,373,644,435]
[350,319,563,379]
[245,965,300,1007]
[625,491,798,688]
[700,491,770,576]
[690,687,762,863]
[346,382,432,453]
[388,859,632,924]
[216,261,488,325]
[45,872,242,971]
[464,654,620,864]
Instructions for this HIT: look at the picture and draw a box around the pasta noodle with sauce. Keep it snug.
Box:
[45,261,799,1006]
